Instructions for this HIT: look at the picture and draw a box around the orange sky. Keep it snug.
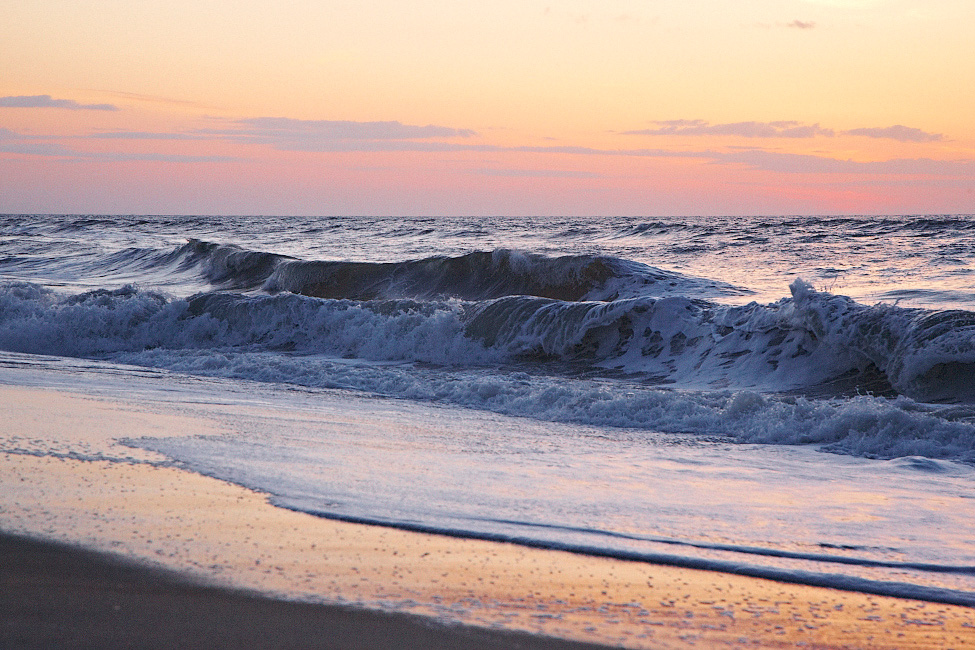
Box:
[1,0,972,216]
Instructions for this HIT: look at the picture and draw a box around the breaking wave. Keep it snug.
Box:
[2,279,974,401]
[2,277,975,461]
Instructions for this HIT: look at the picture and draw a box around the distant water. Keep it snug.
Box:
[2,214,974,605]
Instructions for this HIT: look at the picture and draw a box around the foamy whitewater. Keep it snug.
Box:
[2,214,975,605]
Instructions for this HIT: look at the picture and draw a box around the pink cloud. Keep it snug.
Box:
[0,95,119,111]
[844,125,944,143]
[623,120,835,138]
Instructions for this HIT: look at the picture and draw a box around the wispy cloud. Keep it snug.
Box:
[206,117,477,146]
[0,129,234,162]
[0,95,119,111]
[717,149,974,175]
[481,144,974,178]
[0,128,67,152]
[0,141,77,156]
[623,120,835,138]
[755,20,818,30]
[93,152,238,162]
[472,168,602,178]
[843,125,944,143]
[624,119,946,142]
[88,131,211,141]
[0,141,235,162]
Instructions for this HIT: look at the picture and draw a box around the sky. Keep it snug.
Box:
[1,0,973,216]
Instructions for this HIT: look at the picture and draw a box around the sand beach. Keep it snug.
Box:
[2,382,972,649]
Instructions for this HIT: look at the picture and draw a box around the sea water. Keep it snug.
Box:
[1,214,974,605]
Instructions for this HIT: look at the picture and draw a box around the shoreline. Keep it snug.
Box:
[2,378,974,648]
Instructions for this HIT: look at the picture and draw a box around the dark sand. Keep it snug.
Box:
[0,532,612,650]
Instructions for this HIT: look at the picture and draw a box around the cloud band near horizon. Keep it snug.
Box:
[2,115,968,177]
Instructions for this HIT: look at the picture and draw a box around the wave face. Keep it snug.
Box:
[166,240,748,302]
[265,250,637,301]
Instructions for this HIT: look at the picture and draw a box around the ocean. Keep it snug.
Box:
[1,213,974,607]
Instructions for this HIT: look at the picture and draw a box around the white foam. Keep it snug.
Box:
[105,348,975,463]
[3,280,975,462]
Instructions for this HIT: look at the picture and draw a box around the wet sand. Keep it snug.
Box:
[1,384,974,649]
[0,532,611,650]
